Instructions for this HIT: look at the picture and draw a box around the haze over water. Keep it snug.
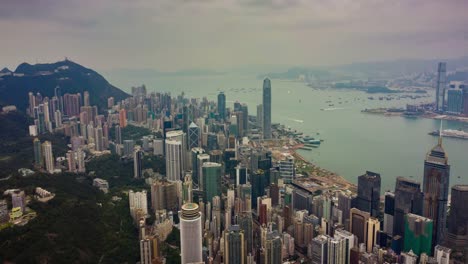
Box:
[109,73,468,191]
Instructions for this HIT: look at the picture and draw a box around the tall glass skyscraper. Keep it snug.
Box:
[218,92,226,120]
[435,62,447,112]
[423,136,450,247]
[262,78,272,139]
[202,162,221,203]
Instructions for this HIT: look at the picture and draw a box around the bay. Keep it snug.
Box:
[107,73,468,191]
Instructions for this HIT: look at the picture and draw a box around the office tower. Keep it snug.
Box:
[251,170,266,209]
[115,125,122,144]
[11,190,26,213]
[140,238,153,264]
[129,190,148,217]
[366,217,380,252]
[150,180,178,212]
[383,192,395,236]
[166,130,187,169]
[434,245,451,264]
[328,237,345,264]
[134,148,143,178]
[311,235,329,264]
[423,136,450,246]
[197,153,210,190]
[94,126,104,151]
[393,177,423,238]
[446,89,464,114]
[403,213,433,256]
[218,92,226,120]
[190,148,205,185]
[257,104,263,129]
[202,162,221,203]
[334,229,356,264]
[224,225,245,264]
[165,140,183,182]
[241,104,249,135]
[355,171,381,217]
[123,140,135,157]
[338,192,353,230]
[179,203,203,264]
[188,122,200,149]
[350,208,370,245]
[182,175,193,204]
[262,78,272,139]
[279,154,295,183]
[265,231,282,264]
[33,138,43,167]
[238,212,253,255]
[446,185,468,251]
[463,86,468,115]
[119,108,127,128]
[435,62,447,112]
[42,141,54,173]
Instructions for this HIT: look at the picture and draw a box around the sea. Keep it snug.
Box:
[105,72,468,191]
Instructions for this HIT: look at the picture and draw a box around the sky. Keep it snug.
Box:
[1,0,468,72]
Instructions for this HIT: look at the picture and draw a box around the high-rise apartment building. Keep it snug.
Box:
[42,141,54,173]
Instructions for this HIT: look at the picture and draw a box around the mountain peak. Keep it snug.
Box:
[0,67,11,73]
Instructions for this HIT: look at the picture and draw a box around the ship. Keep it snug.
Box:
[428,129,468,140]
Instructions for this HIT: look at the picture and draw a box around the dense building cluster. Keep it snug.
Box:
[22,77,467,264]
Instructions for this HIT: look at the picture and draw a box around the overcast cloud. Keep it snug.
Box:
[1,0,467,71]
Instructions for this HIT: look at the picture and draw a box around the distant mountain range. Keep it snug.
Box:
[260,57,468,81]
[0,60,129,111]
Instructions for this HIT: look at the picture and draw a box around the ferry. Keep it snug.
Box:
[428,129,468,140]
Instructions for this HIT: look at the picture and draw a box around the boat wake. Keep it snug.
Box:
[287,118,304,123]
[321,107,345,111]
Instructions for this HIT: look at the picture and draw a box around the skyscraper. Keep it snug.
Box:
[238,212,253,256]
[119,108,127,128]
[393,177,423,238]
[202,162,221,203]
[311,235,329,264]
[262,78,272,139]
[366,217,380,252]
[165,139,183,182]
[327,237,345,264]
[355,171,381,217]
[423,135,450,246]
[218,92,226,120]
[383,192,395,236]
[349,208,370,245]
[265,231,282,264]
[403,213,433,256]
[446,185,468,251]
[435,62,447,112]
[188,122,200,149]
[224,225,245,264]
[94,126,104,151]
[179,203,203,264]
[134,148,143,179]
[33,138,43,167]
[115,125,122,145]
[42,141,54,173]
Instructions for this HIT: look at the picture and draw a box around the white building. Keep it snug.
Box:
[179,203,203,264]
[165,139,182,182]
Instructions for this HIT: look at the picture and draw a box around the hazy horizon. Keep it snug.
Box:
[2,0,468,72]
